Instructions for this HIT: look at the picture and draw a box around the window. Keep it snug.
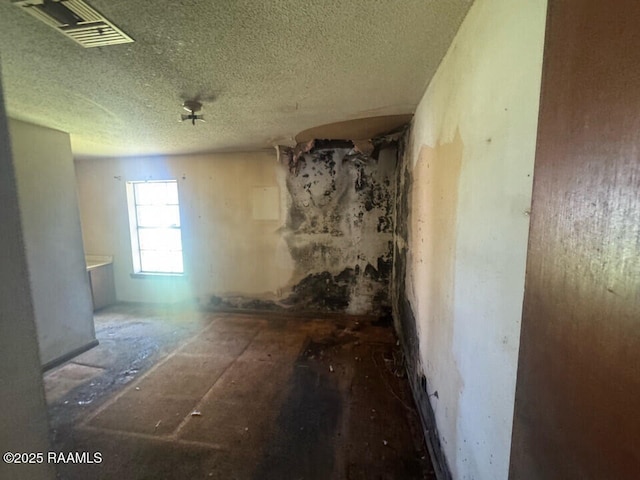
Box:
[126,180,184,274]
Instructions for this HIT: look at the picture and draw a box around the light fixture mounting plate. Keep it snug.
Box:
[183,100,202,113]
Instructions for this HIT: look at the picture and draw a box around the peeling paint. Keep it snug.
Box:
[280,141,395,315]
[208,133,403,316]
[391,129,452,480]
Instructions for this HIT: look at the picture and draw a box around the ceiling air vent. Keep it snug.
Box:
[13,0,134,48]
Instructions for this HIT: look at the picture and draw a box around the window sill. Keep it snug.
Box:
[130,272,186,279]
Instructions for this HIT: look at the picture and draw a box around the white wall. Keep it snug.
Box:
[0,75,54,479]
[405,0,547,478]
[75,152,295,304]
[10,119,96,367]
[76,147,395,314]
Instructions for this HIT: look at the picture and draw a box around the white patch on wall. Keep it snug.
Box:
[252,186,279,220]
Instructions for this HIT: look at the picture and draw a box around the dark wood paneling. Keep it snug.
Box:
[510,1,640,478]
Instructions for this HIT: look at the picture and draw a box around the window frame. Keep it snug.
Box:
[125,180,185,276]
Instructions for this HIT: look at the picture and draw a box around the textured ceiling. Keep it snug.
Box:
[0,0,472,158]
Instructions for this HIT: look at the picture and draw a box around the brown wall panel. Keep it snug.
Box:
[510,1,640,479]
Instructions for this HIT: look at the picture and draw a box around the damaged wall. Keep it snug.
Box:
[75,143,395,316]
[277,140,395,314]
[391,0,547,479]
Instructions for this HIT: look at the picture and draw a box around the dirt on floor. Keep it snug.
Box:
[44,304,435,480]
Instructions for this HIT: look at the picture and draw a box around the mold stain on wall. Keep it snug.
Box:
[390,130,457,480]
[283,140,395,315]
[210,137,399,316]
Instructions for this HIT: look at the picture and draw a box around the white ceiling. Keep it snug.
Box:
[0,0,472,158]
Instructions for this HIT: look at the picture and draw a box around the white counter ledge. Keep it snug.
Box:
[85,255,113,271]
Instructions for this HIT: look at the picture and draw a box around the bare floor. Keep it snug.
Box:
[45,304,434,480]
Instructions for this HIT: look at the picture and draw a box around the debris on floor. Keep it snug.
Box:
[46,304,435,480]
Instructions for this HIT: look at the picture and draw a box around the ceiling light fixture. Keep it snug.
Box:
[181,100,204,126]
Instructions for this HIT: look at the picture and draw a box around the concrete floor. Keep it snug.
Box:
[45,304,434,479]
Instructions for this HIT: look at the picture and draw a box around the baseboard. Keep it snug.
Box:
[405,367,453,480]
[41,339,99,372]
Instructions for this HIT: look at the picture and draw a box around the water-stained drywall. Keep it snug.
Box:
[279,141,395,314]
[391,0,547,478]
[208,141,397,315]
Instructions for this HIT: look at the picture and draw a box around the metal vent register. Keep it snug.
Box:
[13,0,134,48]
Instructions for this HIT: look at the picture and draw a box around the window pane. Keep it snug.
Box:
[128,180,183,274]
[134,182,175,205]
[164,182,179,204]
[140,250,183,273]
[136,205,180,227]
[138,228,182,251]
